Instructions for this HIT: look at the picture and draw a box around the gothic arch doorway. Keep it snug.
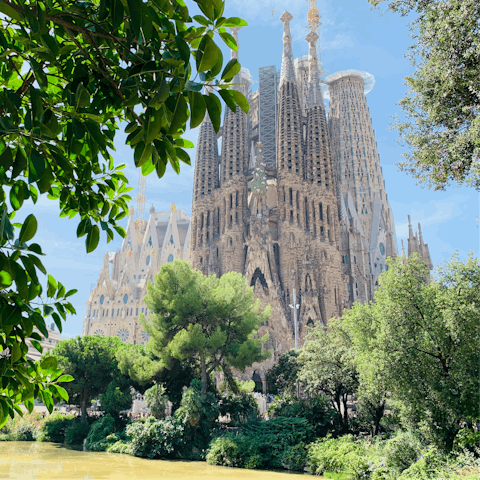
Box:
[250,268,268,289]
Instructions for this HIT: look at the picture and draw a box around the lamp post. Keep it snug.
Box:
[289,288,300,398]
[289,288,300,349]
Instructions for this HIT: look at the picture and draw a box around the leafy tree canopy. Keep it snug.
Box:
[343,253,480,451]
[142,260,272,393]
[44,335,128,419]
[369,0,480,190]
[298,320,358,429]
[0,0,248,423]
[265,349,300,396]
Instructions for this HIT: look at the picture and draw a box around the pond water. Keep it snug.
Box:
[0,442,321,479]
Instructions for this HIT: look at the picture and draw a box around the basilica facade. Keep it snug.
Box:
[190,11,431,382]
[82,204,191,344]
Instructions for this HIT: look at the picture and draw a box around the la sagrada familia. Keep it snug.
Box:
[83,4,432,386]
[190,7,432,379]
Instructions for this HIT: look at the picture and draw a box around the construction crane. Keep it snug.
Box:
[135,171,146,227]
[307,0,321,33]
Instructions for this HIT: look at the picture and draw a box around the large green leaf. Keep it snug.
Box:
[19,214,38,243]
[86,225,100,253]
[188,91,206,129]
[196,35,221,73]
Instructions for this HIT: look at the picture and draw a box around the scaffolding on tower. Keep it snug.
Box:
[135,171,146,229]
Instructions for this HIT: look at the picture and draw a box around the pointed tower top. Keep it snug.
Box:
[401,239,406,257]
[230,27,241,60]
[418,223,424,244]
[279,11,296,87]
[305,31,323,109]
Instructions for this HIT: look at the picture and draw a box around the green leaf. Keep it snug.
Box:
[204,93,222,133]
[19,214,38,243]
[11,342,22,363]
[29,149,46,183]
[193,15,211,26]
[219,89,237,113]
[76,84,90,108]
[144,109,162,144]
[219,31,237,52]
[166,95,188,135]
[40,356,58,373]
[196,35,221,73]
[12,148,27,179]
[221,58,241,81]
[86,225,100,253]
[127,0,142,36]
[0,1,25,21]
[52,384,69,402]
[0,209,14,241]
[10,183,25,210]
[111,0,125,31]
[0,146,13,170]
[231,90,249,114]
[0,270,13,288]
[221,17,248,27]
[188,91,206,129]
[47,274,57,298]
[31,340,43,354]
[175,35,190,63]
[57,374,74,383]
[149,82,170,108]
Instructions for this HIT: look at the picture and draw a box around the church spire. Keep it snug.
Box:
[279,11,296,87]
[306,31,324,109]
[230,26,240,60]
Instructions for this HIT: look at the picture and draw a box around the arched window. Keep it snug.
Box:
[168,254,174,262]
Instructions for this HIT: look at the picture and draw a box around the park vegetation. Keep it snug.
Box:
[0,0,248,427]
[369,0,480,190]
[1,254,479,480]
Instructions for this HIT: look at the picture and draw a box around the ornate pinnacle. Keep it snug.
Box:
[305,31,323,109]
[279,11,296,87]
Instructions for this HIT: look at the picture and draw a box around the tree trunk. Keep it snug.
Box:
[81,386,88,422]
[372,403,385,437]
[201,354,207,394]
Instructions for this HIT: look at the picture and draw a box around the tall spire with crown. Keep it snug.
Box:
[306,31,324,108]
[279,11,296,87]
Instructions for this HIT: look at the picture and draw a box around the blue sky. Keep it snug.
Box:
[24,0,479,338]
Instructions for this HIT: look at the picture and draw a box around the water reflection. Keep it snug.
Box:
[0,442,320,479]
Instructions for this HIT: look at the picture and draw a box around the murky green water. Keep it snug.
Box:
[0,442,320,479]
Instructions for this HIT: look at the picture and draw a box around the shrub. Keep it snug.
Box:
[218,394,259,426]
[283,443,308,472]
[308,435,361,476]
[268,395,339,437]
[84,415,117,451]
[99,381,133,418]
[398,446,452,480]
[125,416,185,459]
[453,428,480,456]
[0,412,43,441]
[36,413,75,443]
[65,421,91,445]
[144,383,169,420]
[174,379,219,455]
[383,429,423,475]
[206,432,245,467]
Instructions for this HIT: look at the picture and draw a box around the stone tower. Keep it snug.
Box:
[190,7,430,384]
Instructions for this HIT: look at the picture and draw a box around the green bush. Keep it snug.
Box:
[99,381,133,418]
[383,429,423,475]
[125,416,185,459]
[174,379,219,455]
[84,415,117,451]
[36,413,75,443]
[453,428,480,455]
[268,395,339,437]
[206,432,245,467]
[207,417,314,471]
[218,394,259,426]
[65,421,91,445]
[398,446,452,479]
[308,435,361,476]
[0,412,43,441]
